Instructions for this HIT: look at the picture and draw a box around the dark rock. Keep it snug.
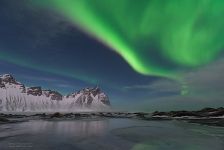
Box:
[152,107,224,118]
[91,86,101,96]
[101,98,110,105]
[64,113,73,118]
[0,78,5,88]
[86,96,93,106]
[41,113,47,117]
[42,90,63,100]
[74,113,81,117]
[0,117,9,122]
[152,111,168,116]
[50,112,63,118]
[0,74,17,84]
[199,107,217,113]
[27,86,42,96]
[207,110,224,117]
[217,107,224,110]
[134,112,148,118]
[80,113,90,117]
[33,113,46,117]
[169,111,200,117]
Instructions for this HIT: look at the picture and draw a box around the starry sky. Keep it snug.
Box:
[0,0,224,111]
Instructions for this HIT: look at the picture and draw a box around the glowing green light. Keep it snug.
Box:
[35,0,224,78]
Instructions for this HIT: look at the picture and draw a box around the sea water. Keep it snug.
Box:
[0,119,223,150]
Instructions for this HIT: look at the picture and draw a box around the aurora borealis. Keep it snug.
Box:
[37,0,224,78]
[0,0,224,111]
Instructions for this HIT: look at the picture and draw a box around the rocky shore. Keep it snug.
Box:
[0,107,224,127]
[0,112,150,124]
[152,107,224,118]
[152,107,224,127]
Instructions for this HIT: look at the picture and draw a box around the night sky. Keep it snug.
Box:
[0,0,224,111]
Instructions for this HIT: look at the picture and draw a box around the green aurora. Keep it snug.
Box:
[36,0,224,79]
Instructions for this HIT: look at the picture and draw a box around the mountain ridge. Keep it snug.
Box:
[0,74,110,111]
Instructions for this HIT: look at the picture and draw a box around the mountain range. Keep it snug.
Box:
[0,74,110,112]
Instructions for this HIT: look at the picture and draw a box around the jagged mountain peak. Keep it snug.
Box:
[42,90,63,101]
[27,86,42,96]
[0,74,111,111]
[0,74,14,78]
[66,86,110,108]
[67,86,104,99]
[0,74,17,84]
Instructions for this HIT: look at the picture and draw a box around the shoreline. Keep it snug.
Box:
[0,111,224,127]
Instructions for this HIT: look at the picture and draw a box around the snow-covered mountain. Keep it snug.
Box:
[0,74,110,112]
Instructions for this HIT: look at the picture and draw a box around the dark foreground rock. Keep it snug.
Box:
[50,112,64,118]
[0,112,151,122]
[0,116,23,124]
[152,107,224,118]
[0,117,9,122]
[152,107,224,127]
[0,107,224,127]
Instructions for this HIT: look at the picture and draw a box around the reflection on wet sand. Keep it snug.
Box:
[19,119,109,137]
[0,119,224,150]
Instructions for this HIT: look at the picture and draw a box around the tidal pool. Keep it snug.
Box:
[0,119,223,150]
